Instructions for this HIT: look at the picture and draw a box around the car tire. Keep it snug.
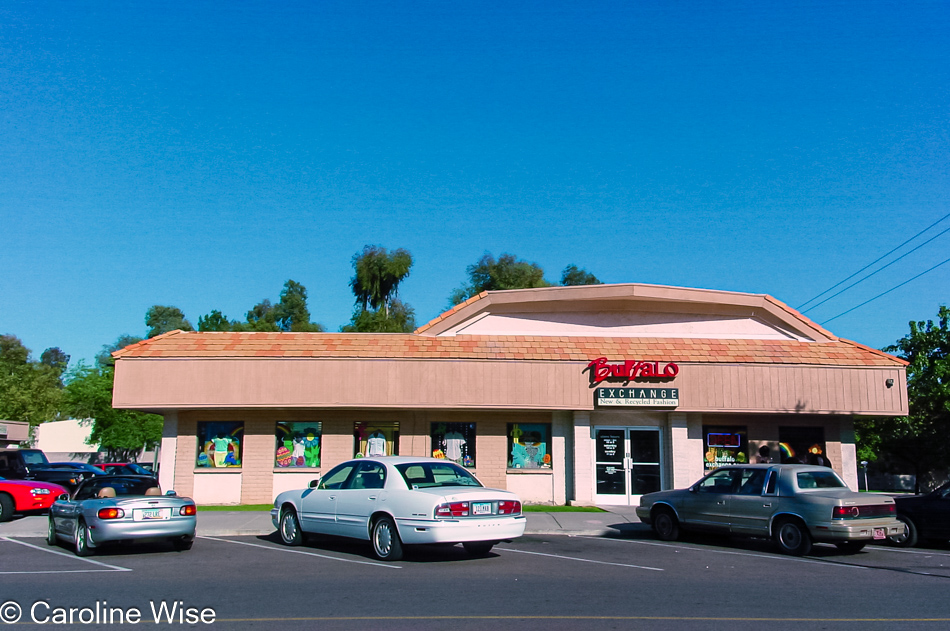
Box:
[47,517,58,546]
[462,541,495,557]
[835,541,866,554]
[774,519,812,556]
[279,508,303,546]
[75,521,93,557]
[173,537,194,551]
[652,506,680,542]
[0,494,14,523]
[888,514,918,548]
[371,515,403,562]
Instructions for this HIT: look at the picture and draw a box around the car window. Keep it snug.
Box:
[318,464,356,490]
[737,469,767,495]
[348,461,386,490]
[695,469,737,494]
[395,462,482,488]
[765,470,778,494]
[21,451,47,465]
[796,470,846,489]
[74,477,156,500]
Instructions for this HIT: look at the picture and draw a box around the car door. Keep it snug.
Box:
[727,468,773,535]
[51,479,99,539]
[919,485,950,540]
[334,461,387,539]
[681,468,738,531]
[300,462,357,536]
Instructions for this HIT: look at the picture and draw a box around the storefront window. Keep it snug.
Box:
[430,423,476,468]
[275,422,322,468]
[196,421,244,468]
[702,425,748,472]
[354,421,399,457]
[507,423,552,469]
[779,427,828,466]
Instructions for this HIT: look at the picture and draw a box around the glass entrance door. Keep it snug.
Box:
[593,427,662,506]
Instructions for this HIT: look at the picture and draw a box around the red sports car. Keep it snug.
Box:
[0,477,68,522]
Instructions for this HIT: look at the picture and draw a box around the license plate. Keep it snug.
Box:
[135,508,171,521]
[872,527,886,540]
[472,502,492,515]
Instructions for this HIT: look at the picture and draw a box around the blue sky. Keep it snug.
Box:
[2,1,948,367]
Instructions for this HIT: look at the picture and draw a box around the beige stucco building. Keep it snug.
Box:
[111,283,907,505]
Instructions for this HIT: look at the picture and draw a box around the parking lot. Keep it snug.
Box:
[2,530,949,631]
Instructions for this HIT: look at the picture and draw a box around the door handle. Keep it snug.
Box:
[762,503,772,507]
[717,501,726,505]
[328,496,335,500]
[368,496,377,500]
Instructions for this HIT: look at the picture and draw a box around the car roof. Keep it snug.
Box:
[349,456,465,465]
[712,464,838,473]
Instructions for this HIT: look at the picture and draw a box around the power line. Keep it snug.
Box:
[820,255,950,325]
[802,223,950,313]
[797,211,950,310]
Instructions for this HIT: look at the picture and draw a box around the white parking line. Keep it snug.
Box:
[199,536,402,569]
[497,546,663,571]
[869,546,950,558]
[572,536,865,568]
[0,537,131,573]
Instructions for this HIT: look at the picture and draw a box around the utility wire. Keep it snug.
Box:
[821,255,950,325]
[797,211,950,310]
[802,224,950,313]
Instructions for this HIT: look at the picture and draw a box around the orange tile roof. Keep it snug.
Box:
[113,330,905,366]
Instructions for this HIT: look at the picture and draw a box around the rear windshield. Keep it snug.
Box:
[796,470,846,490]
[21,451,48,465]
[395,462,483,489]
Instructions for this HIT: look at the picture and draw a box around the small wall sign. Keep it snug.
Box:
[595,387,680,407]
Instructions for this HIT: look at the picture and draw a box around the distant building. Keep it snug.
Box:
[34,419,100,462]
[0,420,30,449]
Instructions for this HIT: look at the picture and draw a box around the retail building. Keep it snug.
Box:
[111,284,907,505]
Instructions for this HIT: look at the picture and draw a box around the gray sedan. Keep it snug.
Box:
[48,475,196,556]
[636,464,904,555]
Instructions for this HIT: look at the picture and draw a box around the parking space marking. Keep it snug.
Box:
[869,546,950,558]
[573,536,863,568]
[0,537,131,573]
[199,536,402,569]
[497,546,663,571]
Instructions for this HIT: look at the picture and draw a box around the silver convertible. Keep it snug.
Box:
[636,464,904,555]
[48,475,197,556]
[272,457,526,561]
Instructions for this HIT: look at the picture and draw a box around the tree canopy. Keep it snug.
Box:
[856,305,950,492]
[197,280,325,333]
[0,335,65,436]
[449,253,550,305]
[344,246,416,332]
[145,305,194,338]
[560,264,602,286]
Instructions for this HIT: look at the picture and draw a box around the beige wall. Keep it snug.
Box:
[114,358,907,417]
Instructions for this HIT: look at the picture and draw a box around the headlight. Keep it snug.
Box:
[31,488,51,495]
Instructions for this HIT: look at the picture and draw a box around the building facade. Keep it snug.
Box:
[111,284,907,505]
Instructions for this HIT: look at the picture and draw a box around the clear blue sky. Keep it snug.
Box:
[2,0,948,367]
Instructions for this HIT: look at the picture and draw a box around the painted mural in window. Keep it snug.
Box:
[275,422,322,468]
[430,423,476,468]
[507,423,551,469]
[196,421,244,468]
[354,421,399,457]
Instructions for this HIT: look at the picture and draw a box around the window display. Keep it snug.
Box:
[430,423,476,467]
[779,427,828,466]
[275,422,322,468]
[354,421,399,457]
[196,421,244,468]
[702,425,748,472]
[507,423,552,469]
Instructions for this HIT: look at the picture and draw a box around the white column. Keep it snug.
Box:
[839,421,859,491]
[159,412,178,494]
[669,412,704,489]
[572,411,593,505]
[552,411,571,505]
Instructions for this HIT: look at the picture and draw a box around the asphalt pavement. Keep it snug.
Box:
[0,505,648,538]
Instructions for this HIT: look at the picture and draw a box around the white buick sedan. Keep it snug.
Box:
[271,457,526,561]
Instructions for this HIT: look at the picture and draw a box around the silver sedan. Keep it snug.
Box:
[637,464,904,555]
[48,475,196,556]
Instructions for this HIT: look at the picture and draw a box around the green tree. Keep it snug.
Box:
[145,305,194,338]
[0,335,65,438]
[856,305,950,492]
[197,310,237,332]
[64,362,162,462]
[450,252,550,305]
[560,264,602,286]
[274,280,324,332]
[95,335,144,369]
[40,347,70,374]
[345,246,415,332]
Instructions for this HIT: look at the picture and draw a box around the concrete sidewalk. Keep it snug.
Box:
[0,506,648,539]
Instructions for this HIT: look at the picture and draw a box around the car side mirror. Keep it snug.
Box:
[57,493,69,501]
[309,475,321,489]
[688,485,697,493]
[165,490,177,496]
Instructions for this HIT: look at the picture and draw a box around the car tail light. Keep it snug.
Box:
[497,500,521,515]
[180,504,197,516]
[97,508,125,519]
[434,501,470,518]
[832,504,895,519]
